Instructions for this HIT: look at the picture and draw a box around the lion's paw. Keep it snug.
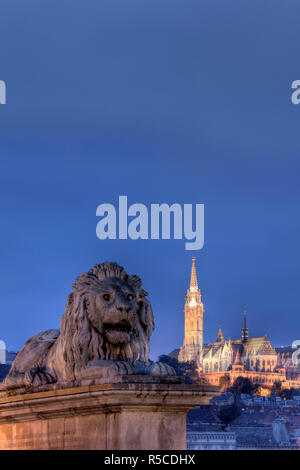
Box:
[82,360,135,379]
[25,367,56,387]
[110,361,135,376]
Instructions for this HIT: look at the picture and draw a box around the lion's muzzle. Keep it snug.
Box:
[103,319,133,345]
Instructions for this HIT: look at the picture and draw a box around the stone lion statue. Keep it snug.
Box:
[2,262,175,390]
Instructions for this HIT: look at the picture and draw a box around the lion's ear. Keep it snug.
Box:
[140,299,155,339]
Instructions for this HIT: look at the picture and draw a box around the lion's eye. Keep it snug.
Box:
[127,294,134,301]
[103,294,110,302]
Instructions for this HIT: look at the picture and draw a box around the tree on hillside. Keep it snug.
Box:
[219,374,231,392]
[228,376,258,397]
[272,381,282,397]
[280,387,297,400]
[215,403,241,429]
[158,355,197,384]
[158,355,181,373]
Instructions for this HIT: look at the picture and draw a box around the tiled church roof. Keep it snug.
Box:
[202,336,276,358]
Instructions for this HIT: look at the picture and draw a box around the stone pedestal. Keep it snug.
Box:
[0,382,219,450]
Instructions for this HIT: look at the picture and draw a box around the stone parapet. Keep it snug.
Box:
[0,382,219,450]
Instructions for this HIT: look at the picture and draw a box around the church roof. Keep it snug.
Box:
[202,336,276,358]
[201,340,236,358]
[275,346,295,355]
[201,343,223,358]
[238,337,276,356]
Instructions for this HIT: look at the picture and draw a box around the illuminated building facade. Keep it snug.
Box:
[177,259,300,390]
[178,257,204,362]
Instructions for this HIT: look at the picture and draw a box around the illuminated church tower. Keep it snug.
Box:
[178,257,204,362]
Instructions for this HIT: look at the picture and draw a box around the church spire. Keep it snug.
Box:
[233,348,242,365]
[190,256,198,292]
[216,326,224,343]
[178,257,204,362]
[241,309,249,342]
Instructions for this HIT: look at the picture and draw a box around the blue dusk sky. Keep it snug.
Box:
[0,1,300,359]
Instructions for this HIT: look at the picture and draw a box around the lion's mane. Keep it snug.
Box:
[58,262,155,380]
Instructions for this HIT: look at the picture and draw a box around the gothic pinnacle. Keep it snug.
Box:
[190,257,198,291]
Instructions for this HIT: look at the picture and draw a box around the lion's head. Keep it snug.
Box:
[59,262,155,379]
